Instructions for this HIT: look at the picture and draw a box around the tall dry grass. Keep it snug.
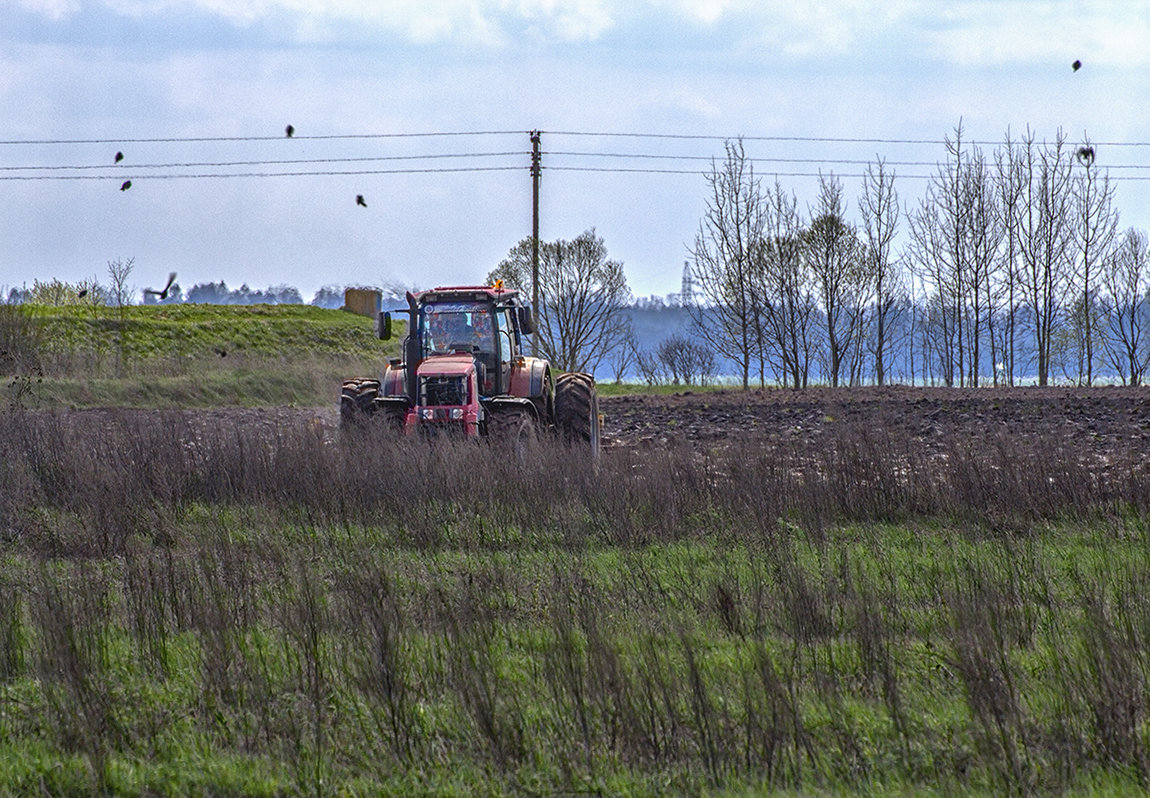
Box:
[1,408,1148,793]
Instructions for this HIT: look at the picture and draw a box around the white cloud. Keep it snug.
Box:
[9,0,81,19]
[510,0,614,40]
[651,0,740,26]
[10,0,616,44]
[916,1,1150,68]
[20,0,1133,61]
[638,84,722,120]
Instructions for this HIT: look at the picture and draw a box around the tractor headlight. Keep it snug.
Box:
[450,408,464,420]
[421,408,435,421]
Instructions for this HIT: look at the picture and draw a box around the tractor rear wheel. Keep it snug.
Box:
[554,372,600,460]
[340,378,380,429]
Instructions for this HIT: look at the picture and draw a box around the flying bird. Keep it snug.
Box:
[144,272,178,301]
[120,180,132,191]
[114,151,124,163]
[356,194,367,207]
[285,124,295,138]
[77,289,88,299]
[1072,59,1082,71]
[1077,145,1096,166]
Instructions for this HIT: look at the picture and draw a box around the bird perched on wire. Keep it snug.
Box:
[285,124,295,138]
[120,180,132,191]
[1072,59,1082,71]
[144,272,177,301]
[356,194,367,207]
[114,151,124,163]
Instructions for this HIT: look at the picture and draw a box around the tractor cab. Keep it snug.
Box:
[417,298,517,396]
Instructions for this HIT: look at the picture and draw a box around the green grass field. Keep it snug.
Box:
[2,408,1149,796]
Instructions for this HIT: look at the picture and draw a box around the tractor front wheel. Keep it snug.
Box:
[487,406,538,462]
[380,404,406,432]
[339,378,380,429]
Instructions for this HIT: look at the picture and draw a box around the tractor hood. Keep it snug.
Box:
[416,352,476,378]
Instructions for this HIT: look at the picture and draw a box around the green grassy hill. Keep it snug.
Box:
[31,303,394,360]
[7,303,402,409]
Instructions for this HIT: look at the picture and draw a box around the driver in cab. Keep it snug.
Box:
[430,313,476,353]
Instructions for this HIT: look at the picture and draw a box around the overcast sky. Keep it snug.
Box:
[2,0,1148,302]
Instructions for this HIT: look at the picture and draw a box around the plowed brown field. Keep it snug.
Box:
[601,385,1150,481]
[604,385,1150,446]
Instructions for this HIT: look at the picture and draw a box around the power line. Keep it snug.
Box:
[6,142,1149,180]
[0,165,526,181]
[550,130,948,144]
[0,151,528,172]
[4,128,1150,183]
[547,151,1150,170]
[542,166,1150,181]
[7,152,1150,178]
[8,164,1150,183]
[4,128,1150,148]
[0,130,526,146]
[546,130,1150,148]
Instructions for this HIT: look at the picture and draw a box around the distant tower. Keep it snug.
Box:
[680,261,695,306]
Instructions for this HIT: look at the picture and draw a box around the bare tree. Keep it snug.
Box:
[858,158,904,385]
[657,334,716,386]
[959,145,1003,387]
[488,229,632,373]
[689,138,765,390]
[909,124,1009,386]
[1100,228,1150,385]
[107,257,134,377]
[1070,136,1119,385]
[993,131,1028,385]
[805,173,865,387]
[607,321,639,384]
[634,347,666,386]
[1014,129,1075,386]
[106,258,134,308]
[907,128,965,386]
[759,181,814,389]
[910,125,1021,388]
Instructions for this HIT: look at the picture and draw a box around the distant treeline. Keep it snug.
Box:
[5,279,683,312]
[5,280,337,308]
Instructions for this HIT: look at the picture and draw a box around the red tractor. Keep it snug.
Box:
[340,284,600,456]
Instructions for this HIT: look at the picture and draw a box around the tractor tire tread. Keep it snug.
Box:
[554,372,600,459]
[340,378,381,428]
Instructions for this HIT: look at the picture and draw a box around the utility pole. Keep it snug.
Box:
[530,130,541,356]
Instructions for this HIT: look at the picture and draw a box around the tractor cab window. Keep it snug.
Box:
[493,307,515,388]
[420,302,491,354]
[419,302,499,392]
[491,308,509,356]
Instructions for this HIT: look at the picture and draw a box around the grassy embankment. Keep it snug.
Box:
[2,405,1150,796]
[2,302,714,408]
[4,303,399,408]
